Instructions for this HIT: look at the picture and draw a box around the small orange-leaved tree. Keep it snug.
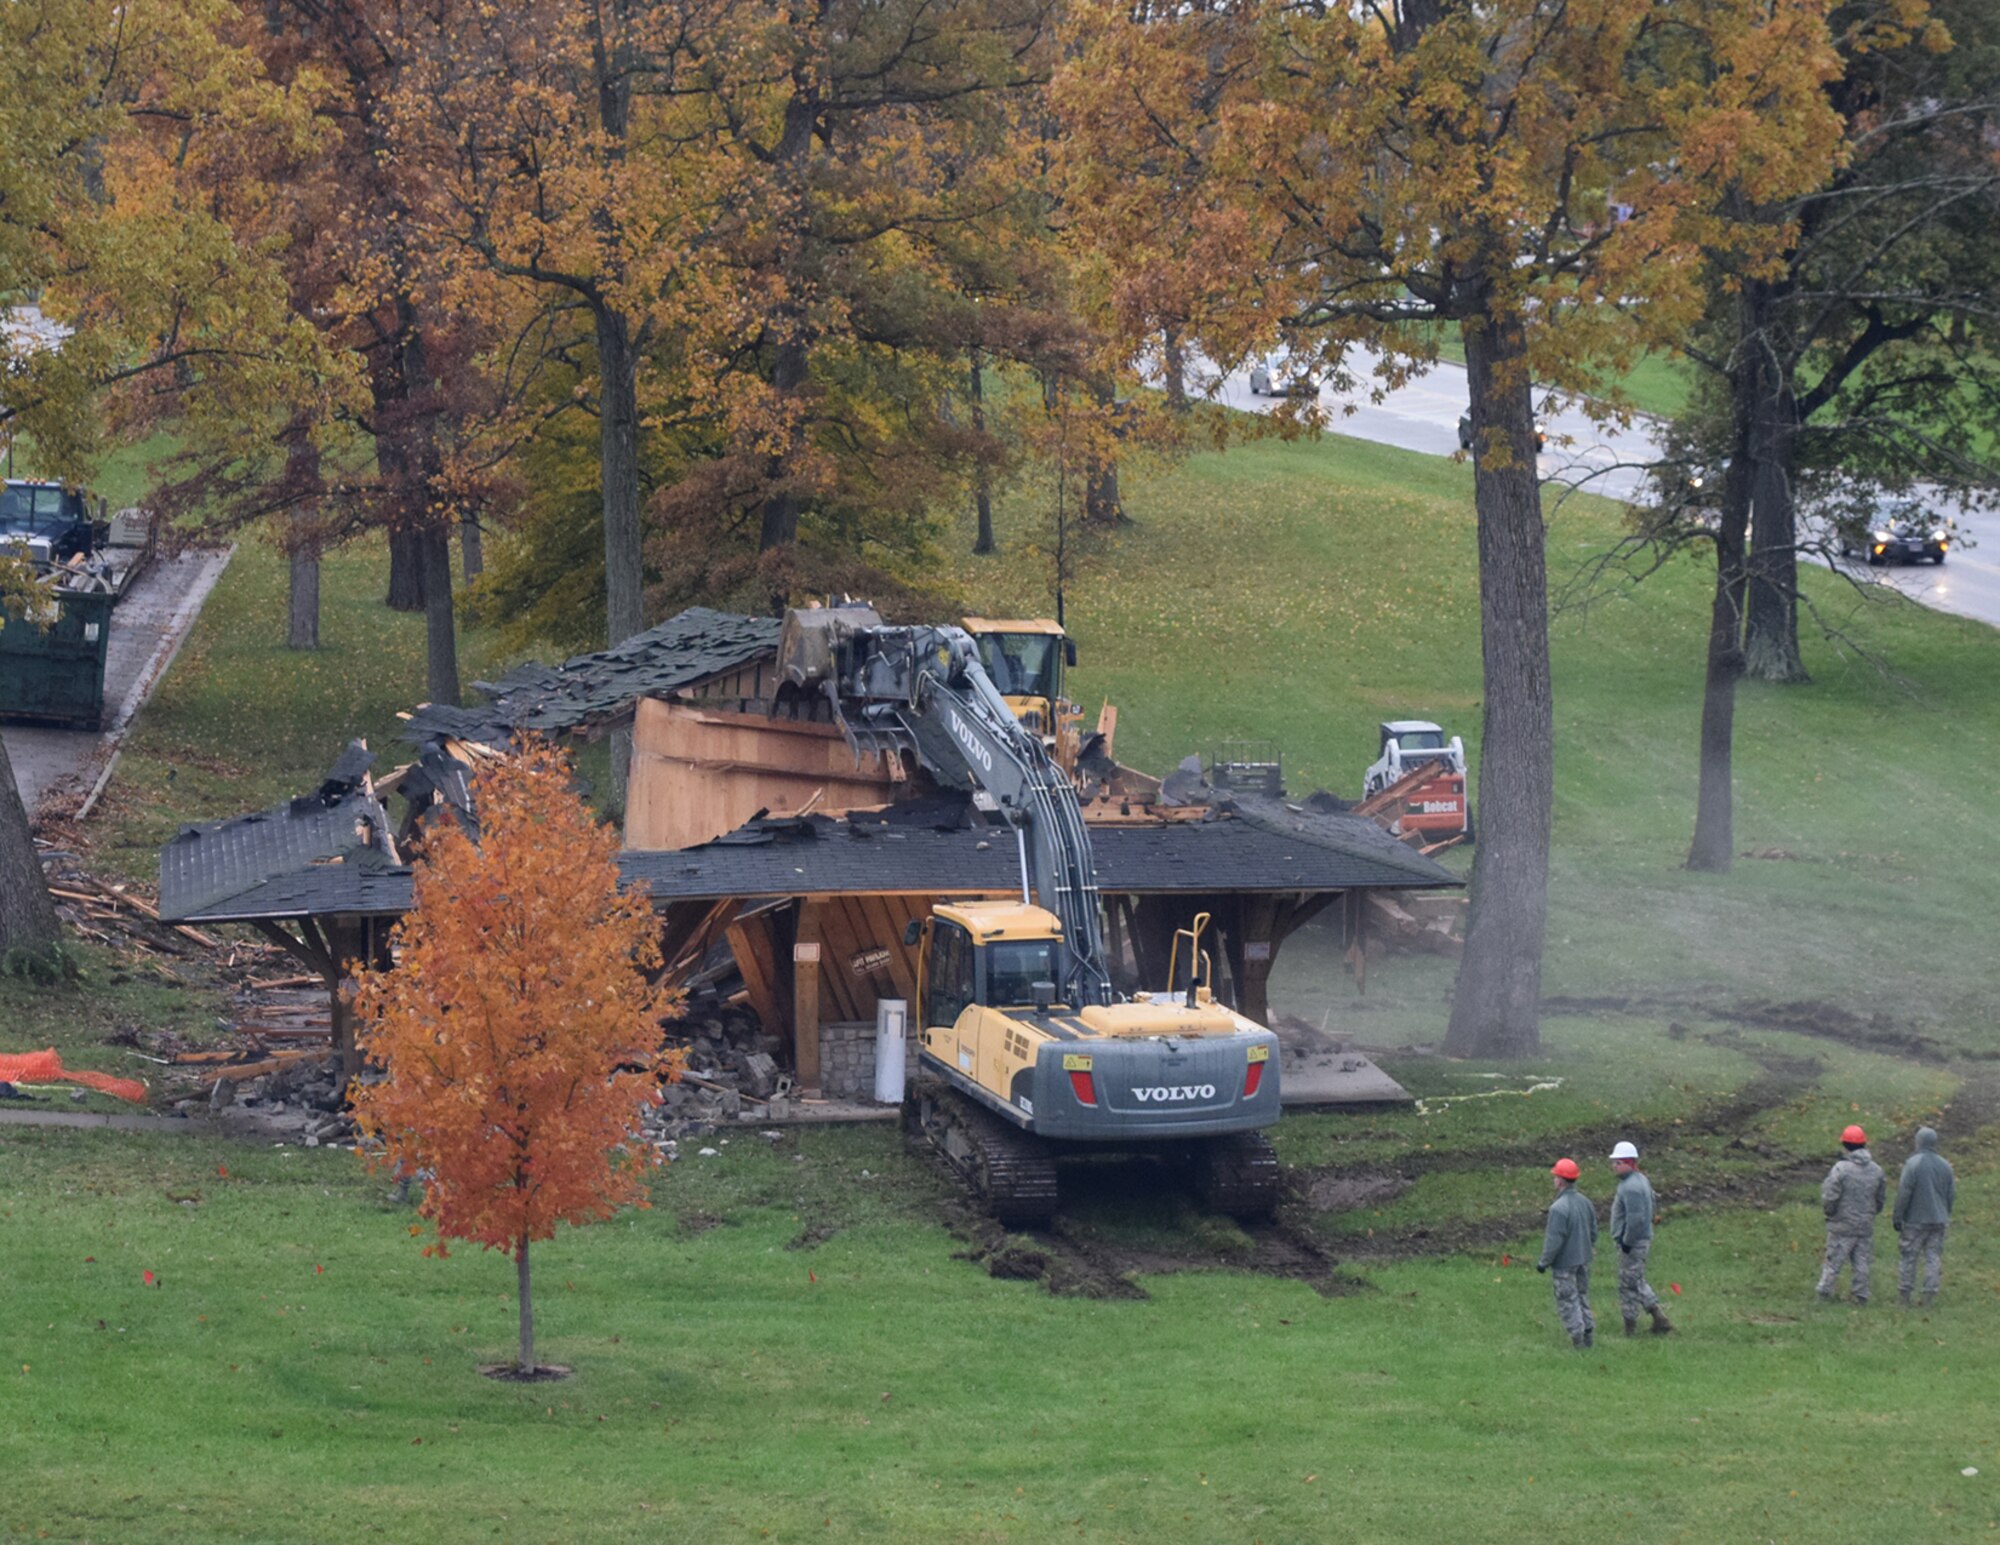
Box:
[351,739,681,1375]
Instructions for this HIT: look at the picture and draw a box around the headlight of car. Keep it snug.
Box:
[1871,530,1890,542]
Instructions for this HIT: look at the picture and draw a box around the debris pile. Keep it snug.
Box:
[643,1008,796,1142]
[185,1049,355,1147]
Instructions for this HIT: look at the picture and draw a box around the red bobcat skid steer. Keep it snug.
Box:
[1359,720,1471,843]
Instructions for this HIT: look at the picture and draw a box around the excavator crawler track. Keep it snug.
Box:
[908,1073,1059,1227]
[1192,1131,1282,1220]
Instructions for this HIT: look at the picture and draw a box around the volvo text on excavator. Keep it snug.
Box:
[775,606,1282,1225]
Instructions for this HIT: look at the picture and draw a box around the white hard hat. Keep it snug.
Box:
[1609,1141,1640,1161]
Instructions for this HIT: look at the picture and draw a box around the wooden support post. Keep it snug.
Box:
[793,902,823,1096]
[1233,896,1282,1028]
[324,916,367,1083]
[1343,889,1368,996]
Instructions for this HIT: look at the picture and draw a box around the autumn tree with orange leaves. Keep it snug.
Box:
[1056,0,1850,1058]
[350,742,682,1377]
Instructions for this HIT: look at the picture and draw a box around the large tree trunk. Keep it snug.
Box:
[757,89,818,561]
[0,737,60,957]
[757,329,810,554]
[421,524,460,706]
[594,304,645,650]
[1162,327,1189,411]
[969,350,996,555]
[460,516,484,581]
[1742,282,1808,683]
[1687,378,1757,872]
[285,433,322,650]
[386,526,426,613]
[516,1235,536,1374]
[288,538,321,651]
[1443,312,1553,1060]
[593,302,645,813]
[1083,381,1126,525]
[390,322,461,706]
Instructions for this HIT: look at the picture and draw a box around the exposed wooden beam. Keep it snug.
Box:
[793,902,823,1096]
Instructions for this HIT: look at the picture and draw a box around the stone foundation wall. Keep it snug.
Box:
[820,1018,918,1102]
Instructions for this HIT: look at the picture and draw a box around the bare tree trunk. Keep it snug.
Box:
[595,305,645,650]
[1687,379,1756,872]
[594,302,644,813]
[758,90,817,561]
[386,526,426,613]
[516,1235,535,1374]
[1162,327,1189,411]
[390,322,461,707]
[969,350,995,555]
[1084,381,1126,525]
[285,432,322,650]
[1444,312,1552,1060]
[460,516,484,581]
[288,538,321,651]
[757,330,810,554]
[0,737,60,957]
[1742,281,1808,683]
[421,524,459,706]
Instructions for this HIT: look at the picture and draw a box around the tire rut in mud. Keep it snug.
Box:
[1291,1032,1825,1265]
[1542,992,1978,1066]
[911,1033,2000,1291]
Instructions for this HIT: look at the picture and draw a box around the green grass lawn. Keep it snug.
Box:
[10,420,1999,1540]
[88,535,507,882]
[4,1116,1998,1543]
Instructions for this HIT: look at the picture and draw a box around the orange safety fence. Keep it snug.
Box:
[0,1048,149,1104]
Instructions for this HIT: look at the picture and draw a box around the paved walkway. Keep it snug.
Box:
[4,547,232,812]
[0,1106,205,1134]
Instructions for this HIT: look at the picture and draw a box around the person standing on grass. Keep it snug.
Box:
[1608,1141,1673,1336]
[1817,1124,1886,1305]
[1537,1157,1598,1349]
[1893,1126,1955,1308]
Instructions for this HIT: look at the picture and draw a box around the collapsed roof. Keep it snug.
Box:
[158,740,408,922]
[401,606,781,746]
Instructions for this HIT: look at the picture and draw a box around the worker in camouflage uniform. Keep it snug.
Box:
[1537,1157,1598,1348]
[1817,1124,1886,1305]
[1608,1141,1673,1336]
[1893,1126,1956,1307]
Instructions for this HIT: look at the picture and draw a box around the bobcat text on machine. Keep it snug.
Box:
[776,605,1282,1225]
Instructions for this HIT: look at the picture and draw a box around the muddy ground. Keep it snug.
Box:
[869,1006,2000,1301]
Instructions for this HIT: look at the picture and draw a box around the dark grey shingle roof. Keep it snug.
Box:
[169,863,416,923]
[617,807,1459,902]
[160,783,402,921]
[402,607,781,745]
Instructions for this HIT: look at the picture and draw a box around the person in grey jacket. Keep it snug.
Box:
[1894,1126,1956,1307]
[1608,1141,1673,1335]
[1817,1124,1887,1304]
[1537,1158,1598,1348]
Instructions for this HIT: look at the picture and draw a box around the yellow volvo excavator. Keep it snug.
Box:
[777,607,1281,1224]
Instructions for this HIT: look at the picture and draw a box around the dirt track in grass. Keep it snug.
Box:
[927,1022,1996,1297]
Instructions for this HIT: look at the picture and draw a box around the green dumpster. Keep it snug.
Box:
[0,589,114,730]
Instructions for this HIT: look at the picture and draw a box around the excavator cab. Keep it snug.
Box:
[963,618,1079,759]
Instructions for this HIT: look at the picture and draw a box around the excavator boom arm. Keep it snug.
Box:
[779,611,1112,1006]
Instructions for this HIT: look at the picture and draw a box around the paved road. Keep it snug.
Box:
[4,548,233,812]
[1212,350,2000,630]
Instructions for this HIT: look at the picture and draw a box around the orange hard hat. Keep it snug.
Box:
[1841,1124,1867,1145]
[1551,1158,1581,1181]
